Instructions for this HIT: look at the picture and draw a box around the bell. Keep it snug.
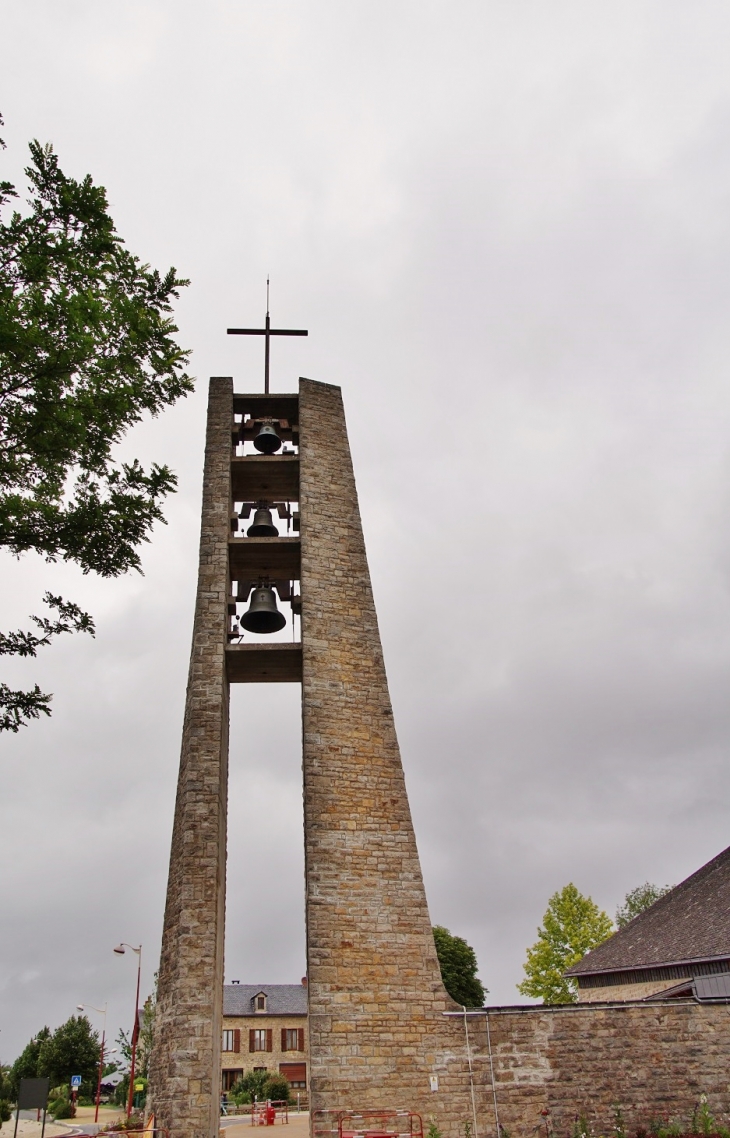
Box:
[240,585,286,634]
[253,421,282,454]
[247,505,278,538]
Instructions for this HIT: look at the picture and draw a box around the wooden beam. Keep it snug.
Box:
[233,393,298,421]
[226,643,302,683]
[231,455,299,502]
[229,537,301,580]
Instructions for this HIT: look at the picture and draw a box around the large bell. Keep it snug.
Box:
[247,505,278,537]
[253,420,282,454]
[240,585,286,634]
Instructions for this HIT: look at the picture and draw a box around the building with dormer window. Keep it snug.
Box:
[220,980,309,1096]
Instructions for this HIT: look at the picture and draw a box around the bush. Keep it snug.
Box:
[113,1075,129,1107]
[230,1071,291,1105]
[0,1100,11,1123]
[261,1074,290,1104]
[49,1100,76,1119]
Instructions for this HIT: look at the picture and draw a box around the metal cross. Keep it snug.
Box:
[227,280,308,393]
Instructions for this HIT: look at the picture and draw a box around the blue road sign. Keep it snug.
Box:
[70,1076,82,1088]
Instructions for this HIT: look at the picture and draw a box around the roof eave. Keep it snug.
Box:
[567,952,730,979]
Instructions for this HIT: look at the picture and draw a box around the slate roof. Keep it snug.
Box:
[567,845,730,977]
[223,984,308,1016]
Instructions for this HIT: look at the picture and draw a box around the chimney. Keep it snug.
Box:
[231,980,240,985]
[301,976,308,988]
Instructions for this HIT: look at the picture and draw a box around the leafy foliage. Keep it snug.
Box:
[517,883,613,1004]
[230,1070,291,1105]
[0,591,94,730]
[37,1015,100,1091]
[8,1026,51,1096]
[0,1061,12,1119]
[116,978,156,1084]
[0,126,192,729]
[616,882,672,929]
[49,1098,75,1119]
[432,925,485,1007]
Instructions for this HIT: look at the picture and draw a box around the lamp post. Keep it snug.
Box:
[76,1004,117,1123]
[114,944,142,1118]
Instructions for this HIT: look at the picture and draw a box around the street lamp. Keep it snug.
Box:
[114,944,142,1118]
[76,1003,117,1123]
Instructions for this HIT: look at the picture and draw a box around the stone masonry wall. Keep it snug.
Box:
[577,978,688,1003]
[478,1001,730,1138]
[220,1014,309,1082]
[148,377,233,1138]
[299,378,484,1137]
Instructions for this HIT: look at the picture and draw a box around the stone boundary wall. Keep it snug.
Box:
[466,1001,730,1138]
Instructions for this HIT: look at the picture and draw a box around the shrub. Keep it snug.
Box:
[49,1100,76,1119]
[0,1100,11,1123]
[230,1071,290,1105]
[262,1074,290,1104]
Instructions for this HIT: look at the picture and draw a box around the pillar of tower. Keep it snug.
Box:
[148,377,233,1138]
[299,379,480,1125]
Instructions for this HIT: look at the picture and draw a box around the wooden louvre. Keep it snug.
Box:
[233,1028,241,1053]
[266,1028,273,1052]
[279,1063,306,1084]
[249,1029,255,1053]
[298,1028,304,1052]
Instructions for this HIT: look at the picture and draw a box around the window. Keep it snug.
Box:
[222,1029,240,1052]
[250,1028,272,1052]
[279,1063,306,1089]
[221,1069,242,1092]
[281,1028,304,1052]
[254,992,267,1012]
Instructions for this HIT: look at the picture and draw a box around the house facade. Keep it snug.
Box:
[567,844,730,1002]
[220,981,309,1096]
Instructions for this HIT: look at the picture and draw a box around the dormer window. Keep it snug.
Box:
[254,991,267,1013]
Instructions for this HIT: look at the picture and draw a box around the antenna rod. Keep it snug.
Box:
[265,277,271,393]
[264,310,270,394]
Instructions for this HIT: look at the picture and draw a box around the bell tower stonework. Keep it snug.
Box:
[148,377,485,1138]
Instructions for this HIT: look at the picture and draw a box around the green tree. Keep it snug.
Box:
[0,1062,13,1119]
[432,925,485,1007]
[615,882,672,928]
[0,116,192,730]
[518,883,613,1004]
[230,1070,291,1104]
[9,1026,50,1096]
[37,1015,100,1091]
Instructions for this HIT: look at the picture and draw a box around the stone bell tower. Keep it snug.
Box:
[148,372,486,1138]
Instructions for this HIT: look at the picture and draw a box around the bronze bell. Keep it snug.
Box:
[253,420,282,454]
[247,505,278,537]
[240,585,286,634]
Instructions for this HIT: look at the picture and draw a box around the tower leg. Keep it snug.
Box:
[300,379,482,1132]
[148,377,233,1138]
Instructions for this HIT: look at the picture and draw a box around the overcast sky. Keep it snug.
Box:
[2,0,730,1062]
